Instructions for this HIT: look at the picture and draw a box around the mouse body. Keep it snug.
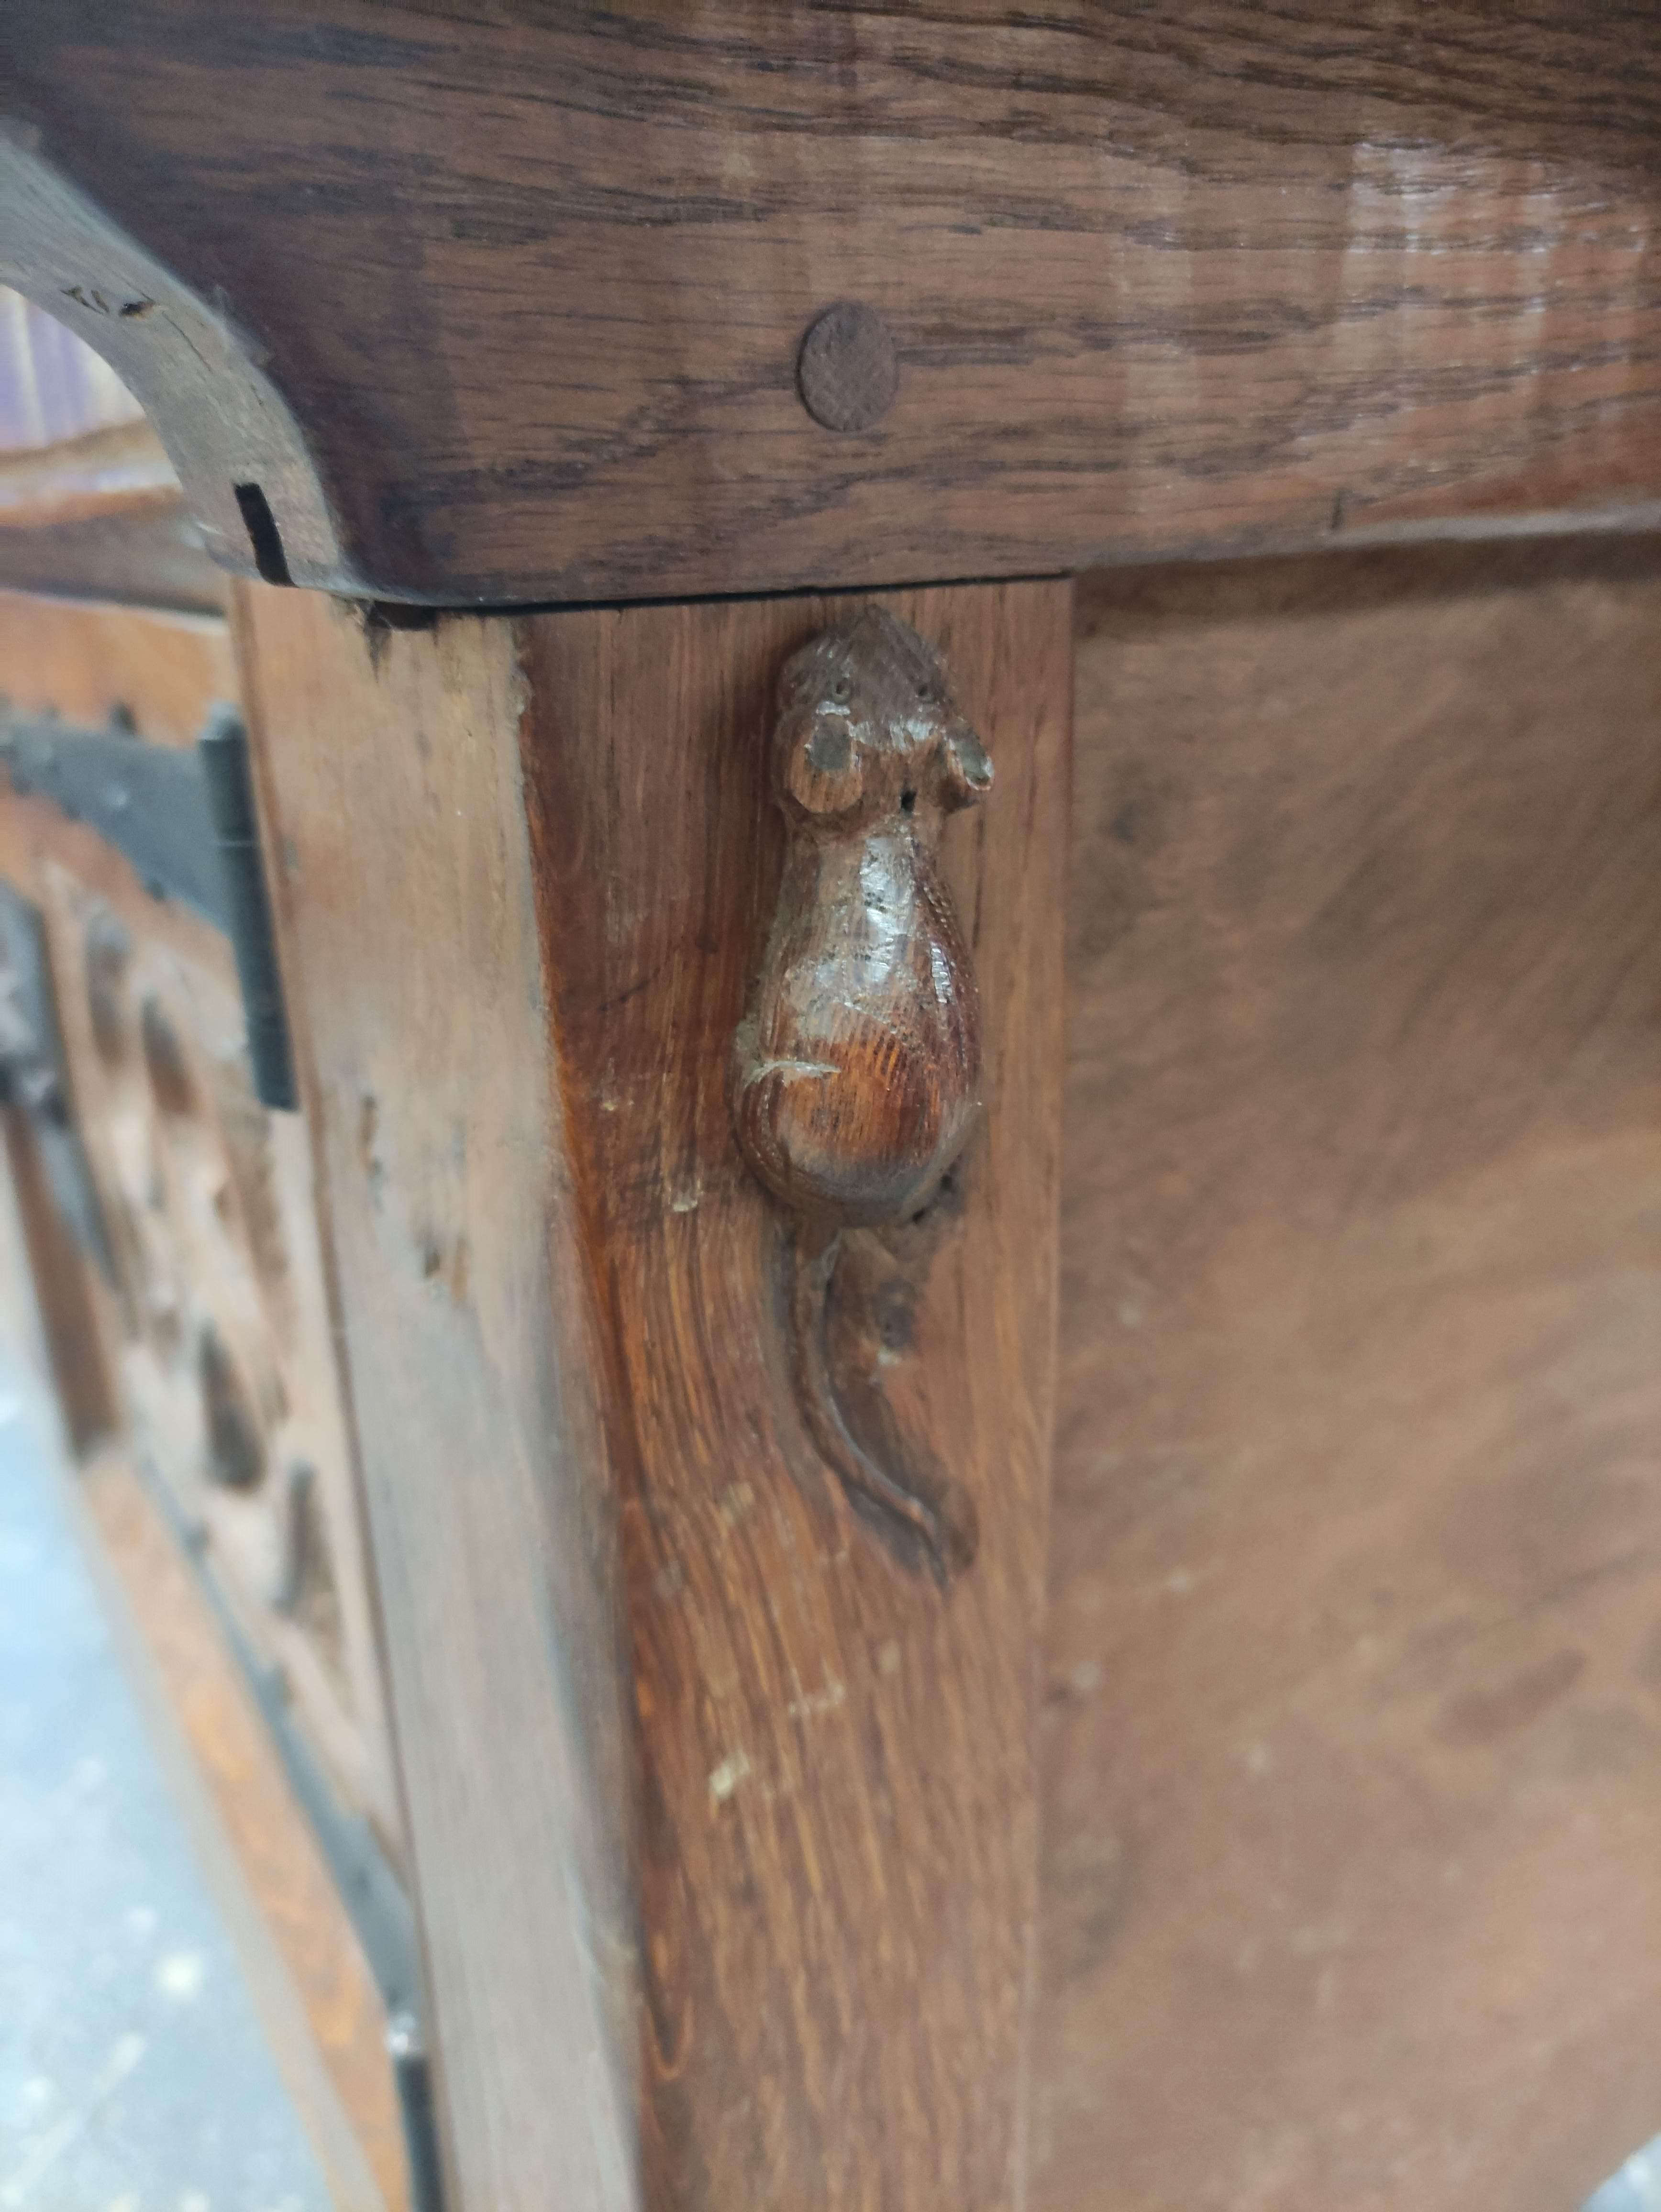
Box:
[734,604,991,1226]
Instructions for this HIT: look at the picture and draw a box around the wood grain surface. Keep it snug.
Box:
[519,580,1069,2207]
[0,587,233,744]
[2,5,1660,601]
[0,500,223,617]
[1036,536,1661,2212]
[233,587,639,2212]
[226,576,1070,2209]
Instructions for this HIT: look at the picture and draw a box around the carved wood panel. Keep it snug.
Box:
[43,858,400,1854]
[0,590,401,1860]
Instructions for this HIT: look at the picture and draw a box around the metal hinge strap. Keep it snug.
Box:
[0,702,297,1109]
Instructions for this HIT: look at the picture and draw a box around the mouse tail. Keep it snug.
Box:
[787,1218,975,1584]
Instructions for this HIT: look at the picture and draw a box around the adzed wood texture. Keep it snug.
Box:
[4,4,1661,601]
[1036,536,1661,2212]
[234,575,1069,2210]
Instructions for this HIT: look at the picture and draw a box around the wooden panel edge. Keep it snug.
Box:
[231,581,639,2212]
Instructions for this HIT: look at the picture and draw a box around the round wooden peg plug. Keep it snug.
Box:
[797,301,899,432]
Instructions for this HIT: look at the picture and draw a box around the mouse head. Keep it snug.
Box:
[772,605,993,832]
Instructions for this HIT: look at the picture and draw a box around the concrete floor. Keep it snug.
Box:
[1590,2144,1661,2212]
[0,1382,329,2212]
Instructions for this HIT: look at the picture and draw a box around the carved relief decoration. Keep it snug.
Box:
[732,606,992,1581]
[42,861,400,1848]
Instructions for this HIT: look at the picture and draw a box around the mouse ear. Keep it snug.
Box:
[939,718,994,809]
[781,711,866,817]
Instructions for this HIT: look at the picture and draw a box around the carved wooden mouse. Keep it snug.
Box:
[731,605,992,1580]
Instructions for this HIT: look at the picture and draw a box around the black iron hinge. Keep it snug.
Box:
[0,703,297,1110]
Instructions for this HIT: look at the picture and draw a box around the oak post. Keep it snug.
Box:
[236,576,1071,2209]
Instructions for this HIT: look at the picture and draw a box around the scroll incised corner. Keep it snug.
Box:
[731,606,992,1582]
